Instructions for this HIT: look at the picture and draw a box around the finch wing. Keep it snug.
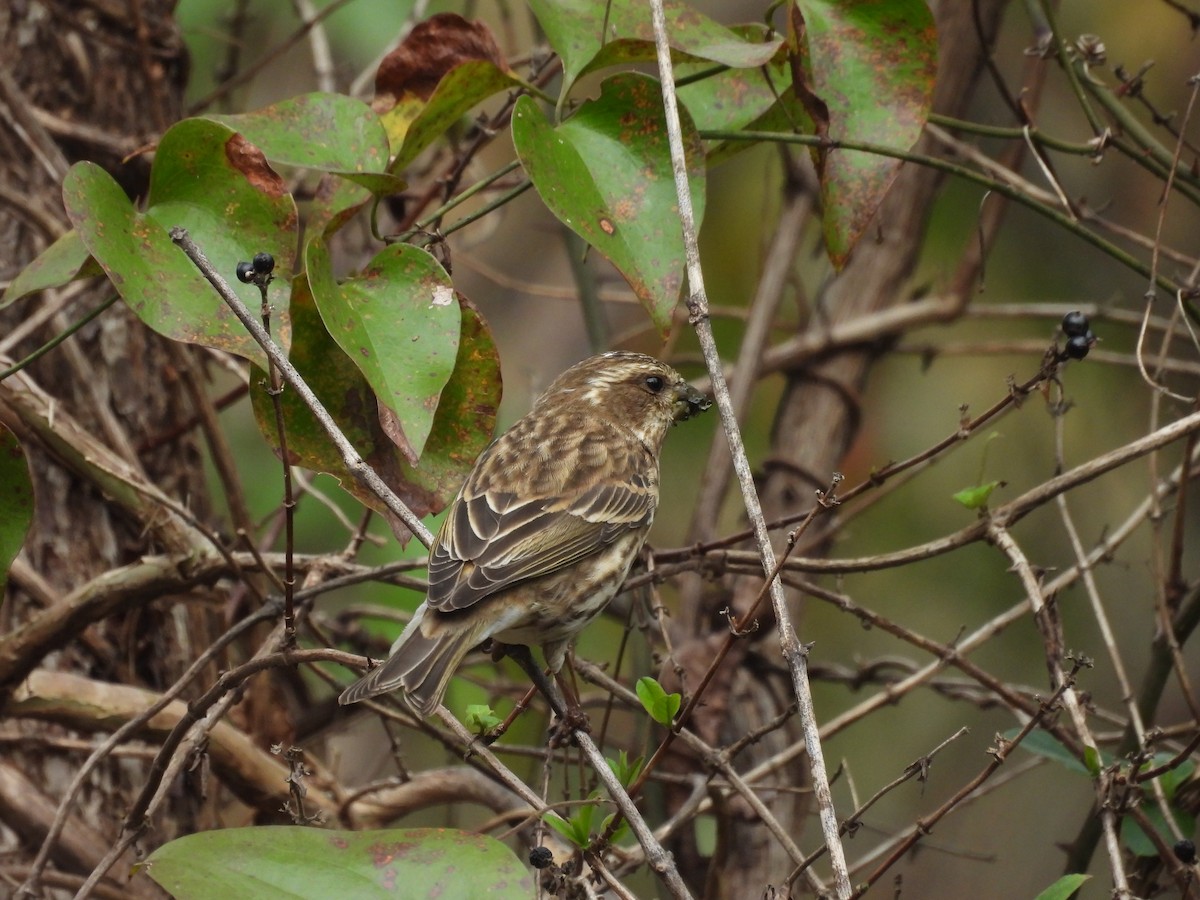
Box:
[426,472,657,614]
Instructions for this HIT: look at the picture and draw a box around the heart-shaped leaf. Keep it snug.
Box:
[676,26,789,136]
[143,826,533,899]
[63,160,279,368]
[388,61,526,171]
[147,118,298,349]
[512,73,705,337]
[791,0,937,267]
[528,0,781,97]
[206,93,402,194]
[251,279,497,537]
[304,239,460,462]
[371,14,526,170]
[1,230,101,309]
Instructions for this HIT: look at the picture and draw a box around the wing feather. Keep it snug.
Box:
[425,431,658,614]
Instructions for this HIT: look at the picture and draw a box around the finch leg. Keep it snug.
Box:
[552,658,591,734]
[504,645,592,739]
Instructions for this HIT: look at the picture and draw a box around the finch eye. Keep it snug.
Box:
[644,374,665,393]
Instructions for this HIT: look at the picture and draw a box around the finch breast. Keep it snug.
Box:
[490,530,647,673]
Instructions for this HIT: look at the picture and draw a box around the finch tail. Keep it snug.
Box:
[338,607,483,716]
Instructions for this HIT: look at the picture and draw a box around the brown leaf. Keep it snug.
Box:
[377,398,418,467]
[374,13,510,112]
[224,134,286,198]
[787,5,830,168]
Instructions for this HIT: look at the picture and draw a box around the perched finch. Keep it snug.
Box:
[339,351,710,715]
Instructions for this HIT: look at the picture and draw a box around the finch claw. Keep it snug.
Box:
[548,707,592,747]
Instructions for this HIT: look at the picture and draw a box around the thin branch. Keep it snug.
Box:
[647,1,851,894]
[852,670,1082,896]
[786,727,971,886]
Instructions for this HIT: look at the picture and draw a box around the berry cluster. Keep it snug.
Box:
[235,252,276,285]
[1059,310,1096,361]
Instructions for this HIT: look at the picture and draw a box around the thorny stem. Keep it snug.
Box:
[785,727,971,886]
[852,669,1083,897]
[254,271,297,641]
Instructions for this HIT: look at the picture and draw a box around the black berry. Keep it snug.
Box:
[1065,336,1094,360]
[1061,310,1090,337]
[235,261,256,283]
[252,252,276,275]
[528,846,554,869]
[1174,838,1196,864]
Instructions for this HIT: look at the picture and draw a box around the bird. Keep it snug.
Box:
[338,351,711,716]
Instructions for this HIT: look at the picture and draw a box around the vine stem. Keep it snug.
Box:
[646,2,852,896]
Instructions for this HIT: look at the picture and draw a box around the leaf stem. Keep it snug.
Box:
[0,295,119,382]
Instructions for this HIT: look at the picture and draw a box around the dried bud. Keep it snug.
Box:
[1075,34,1106,67]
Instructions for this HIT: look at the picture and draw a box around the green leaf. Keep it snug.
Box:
[952,480,1000,510]
[465,704,502,733]
[528,0,781,97]
[676,26,789,142]
[701,85,811,168]
[512,74,705,337]
[544,800,600,850]
[205,93,402,194]
[793,0,937,267]
[369,14,525,167]
[147,118,299,349]
[1033,873,1091,900]
[62,162,273,368]
[636,676,681,726]
[389,60,526,171]
[544,811,589,849]
[1135,755,1195,801]
[606,750,644,787]
[0,425,34,605]
[1122,804,1196,858]
[250,279,496,531]
[143,826,533,899]
[1118,755,1199,857]
[308,175,375,243]
[693,815,718,856]
[543,814,573,845]
[574,802,597,842]
[305,239,460,462]
[600,812,631,845]
[396,296,500,504]
[1,230,101,309]
[1004,728,1104,776]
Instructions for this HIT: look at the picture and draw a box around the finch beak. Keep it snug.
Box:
[672,382,712,422]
